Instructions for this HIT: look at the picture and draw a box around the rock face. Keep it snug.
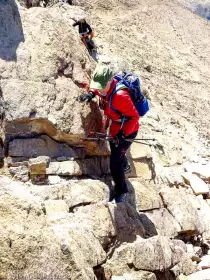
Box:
[1,0,210,279]
[0,176,197,279]
[0,0,106,159]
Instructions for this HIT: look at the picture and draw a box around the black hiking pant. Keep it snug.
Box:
[109,131,138,197]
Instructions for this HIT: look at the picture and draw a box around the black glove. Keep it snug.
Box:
[116,130,125,143]
[79,91,95,103]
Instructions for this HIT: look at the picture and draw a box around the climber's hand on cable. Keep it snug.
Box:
[116,130,125,143]
[78,91,95,103]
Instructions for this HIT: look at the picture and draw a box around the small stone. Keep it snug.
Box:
[144,65,152,72]
[29,156,50,175]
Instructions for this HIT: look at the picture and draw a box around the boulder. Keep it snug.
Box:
[0,176,108,280]
[160,187,209,234]
[51,224,107,280]
[104,235,194,277]
[143,208,181,237]
[128,179,162,211]
[133,236,173,271]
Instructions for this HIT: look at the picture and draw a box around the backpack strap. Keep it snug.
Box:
[108,83,129,126]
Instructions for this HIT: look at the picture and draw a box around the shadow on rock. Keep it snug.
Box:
[106,180,158,260]
[0,0,25,61]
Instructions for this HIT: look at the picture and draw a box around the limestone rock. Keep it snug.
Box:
[105,234,192,276]
[198,255,210,269]
[160,187,208,234]
[44,200,69,215]
[0,177,71,280]
[128,142,152,160]
[46,157,109,176]
[69,202,146,248]
[28,156,50,175]
[46,160,82,176]
[144,208,181,237]
[128,179,162,211]
[171,254,196,277]
[29,179,110,209]
[188,269,210,280]
[184,162,210,182]
[133,235,173,271]
[107,203,145,242]
[182,172,209,195]
[103,242,156,279]
[128,160,152,179]
[9,136,86,159]
[52,224,107,280]
[0,1,106,156]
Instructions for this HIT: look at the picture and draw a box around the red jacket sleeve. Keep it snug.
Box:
[112,90,140,136]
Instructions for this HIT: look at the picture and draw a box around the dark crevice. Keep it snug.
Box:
[69,202,93,212]
[155,270,176,280]
[93,264,106,280]
[42,205,47,215]
[159,192,183,232]
[8,239,12,248]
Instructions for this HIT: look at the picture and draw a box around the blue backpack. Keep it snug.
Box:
[108,72,149,122]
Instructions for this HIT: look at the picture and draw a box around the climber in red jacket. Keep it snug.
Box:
[79,65,140,203]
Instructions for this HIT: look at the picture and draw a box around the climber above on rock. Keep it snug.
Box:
[79,65,140,203]
[72,17,94,47]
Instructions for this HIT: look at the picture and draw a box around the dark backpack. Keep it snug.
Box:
[108,72,149,121]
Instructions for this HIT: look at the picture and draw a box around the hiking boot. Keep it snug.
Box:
[115,193,128,203]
